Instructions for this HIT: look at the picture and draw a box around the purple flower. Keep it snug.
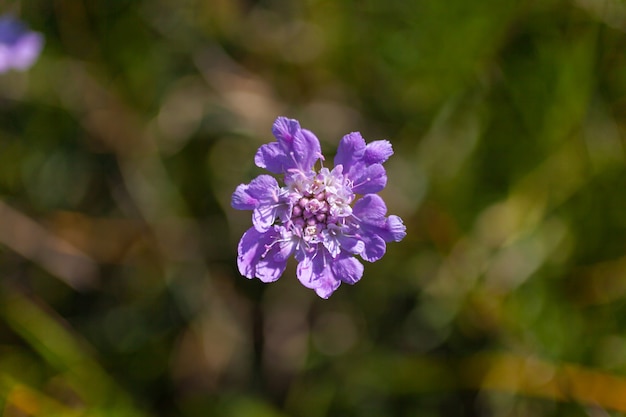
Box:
[232,117,406,298]
[0,15,44,73]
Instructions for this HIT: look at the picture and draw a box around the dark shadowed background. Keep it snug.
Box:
[2,0,626,416]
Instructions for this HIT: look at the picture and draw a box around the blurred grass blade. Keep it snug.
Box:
[0,288,146,416]
[0,201,98,291]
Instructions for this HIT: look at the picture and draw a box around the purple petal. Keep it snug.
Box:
[322,232,364,258]
[296,252,341,299]
[331,256,364,285]
[352,194,406,261]
[255,142,284,173]
[0,15,27,43]
[247,175,280,199]
[231,183,256,210]
[359,233,387,262]
[272,116,301,143]
[252,204,278,232]
[237,226,293,283]
[11,32,43,70]
[353,194,388,223]
[0,46,14,73]
[350,163,387,194]
[364,140,393,164]
[334,132,365,174]
[0,16,43,73]
[296,128,322,172]
[382,215,407,242]
[322,233,342,258]
[256,117,322,175]
[296,248,365,298]
[231,175,279,210]
[231,175,289,232]
[338,235,365,254]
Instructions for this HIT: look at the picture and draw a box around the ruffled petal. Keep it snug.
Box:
[256,117,322,175]
[295,128,322,173]
[364,140,393,164]
[334,132,365,174]
[254,142,284,173]
[322,233,342,258]
[253,204,278,232]
[321,221,363,258]
[352,194,405,261]
[332,256,364,285]
[231,175,288,232]
[353,194,387,223]
[351,164,387,195]
[359,232,387,262]
[231,183,257,210]
[231,175,280,210]
[296,252,341,299]
[336,233,365,255]
[296,249,364,298]
[382,215,407,242]
[247,175,280,199]
[237,226,293,282]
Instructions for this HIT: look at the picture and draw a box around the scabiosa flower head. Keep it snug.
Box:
[232,117,406,298]
[0,15,44,73]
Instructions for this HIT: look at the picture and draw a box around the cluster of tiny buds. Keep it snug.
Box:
[293,193,329,225]
[289,191,331,243]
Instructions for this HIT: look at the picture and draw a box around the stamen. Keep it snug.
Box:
[289,151,299,168]
[261,235,293,258]
[351,177,372,189]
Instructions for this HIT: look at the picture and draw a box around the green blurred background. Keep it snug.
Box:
[2,0,626,415]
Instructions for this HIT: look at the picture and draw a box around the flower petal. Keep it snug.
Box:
[231,183,257,210]
[0,16,43,73]
[322,233,342,258]
[336,234,365,255]
[351,164,387,194]
[231,175,279,210]
[364,140,393,164]
[247,175,280,199]
[256,117,322,175]
[294,128,322,173]
[352,194,405,261]
[332,256,364,285]
[231,175,289,232]
[272,116,301,143]
[359,232,387,262]
[253,204,278,232]
[353,194,388,223]
[296,250,341,298]
[382,215,407,242]
[334,132,365,174]
[254,142,284,173]
[12,32,43,70]
[237,226,292,282]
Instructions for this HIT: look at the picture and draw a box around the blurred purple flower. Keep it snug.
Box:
[0,15,43,73]
[232,117,406,298]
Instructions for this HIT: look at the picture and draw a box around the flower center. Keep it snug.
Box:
[286,166,354,244]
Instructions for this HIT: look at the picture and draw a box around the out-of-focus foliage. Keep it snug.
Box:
[1,0,626,416]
